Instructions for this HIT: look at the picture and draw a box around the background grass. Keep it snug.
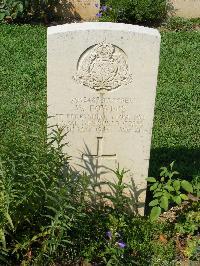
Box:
[0,24,199,181]
[150,31,200,180]
[0,25,46,160]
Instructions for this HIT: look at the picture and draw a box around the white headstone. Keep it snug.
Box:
[55,0,100,21]
[47,23,160,214]
[169,0,200,19]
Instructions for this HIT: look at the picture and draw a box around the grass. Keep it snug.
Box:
[0,24,199,179]
[0,25,46,160]
[150,31,200,180]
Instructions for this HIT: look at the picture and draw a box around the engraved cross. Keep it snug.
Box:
[82,137,117,177]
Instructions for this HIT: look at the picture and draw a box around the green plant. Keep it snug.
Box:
[0,0,58,22]
[105,167,138,214]
[176,210,200,236]
[147,162,194,221]
[0,0,24,22]
[98,214,127,265]
[0,159,18,264]
[99,0,168,24]
[27,0,57,22]
[192,176,200,197]
[184,237,200,261]
[174,200,200,260]
[165,17,194,31]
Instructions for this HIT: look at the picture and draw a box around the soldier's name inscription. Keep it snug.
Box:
[56,96,144,133]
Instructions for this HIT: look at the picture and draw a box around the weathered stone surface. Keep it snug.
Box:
[169,0,200,18]
[47,23,161,214]
[55,0,100,21]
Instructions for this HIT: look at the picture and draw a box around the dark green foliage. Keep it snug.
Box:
[0,0,24,21]
[0,0,59,22]
[79,214,175,265]
[25,0,61,23]
[147,162,196,221]
[174,201,200,260]
[100,0,168,24]
[164,17,200,32]
[0,128,176,264]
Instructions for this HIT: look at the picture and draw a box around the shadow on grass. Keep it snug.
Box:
[145,147,200,213]
[149,147,200,178]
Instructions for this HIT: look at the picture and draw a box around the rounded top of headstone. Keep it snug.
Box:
[48,22,160,39]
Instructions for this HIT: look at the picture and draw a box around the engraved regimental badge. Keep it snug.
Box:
[74,42,133,91]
